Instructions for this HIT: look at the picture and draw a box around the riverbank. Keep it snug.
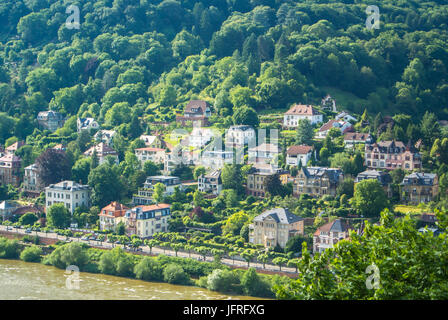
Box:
[0,259,264,300]
[0,236,284,299]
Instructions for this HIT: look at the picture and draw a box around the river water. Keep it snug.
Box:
[0,259,262,300]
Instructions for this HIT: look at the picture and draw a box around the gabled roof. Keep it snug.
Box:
[302,167,343,183]
[285,104,321,116]
[401,172,437,186]
[184,100,210,114]
[344,132,372,141]
[84,142,118,157]
[135,147,165,152]
[315,219,350,235]
[319,119,339,132]
[99,201,129,217]
[0,154,22,162]
[6,141,25,152]
[287,145,313,156]
[253,207,303,225]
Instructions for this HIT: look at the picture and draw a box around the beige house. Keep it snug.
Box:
[283,104,323,127]
[135,147,166,165]
[313,219,351,254]
[124,204,171,238]
[99,202,129,231]
[140,135,163,148]
[249,208,304,249]
[84,142,119,165]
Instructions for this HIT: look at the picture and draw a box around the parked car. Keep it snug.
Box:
[25,228,32,234]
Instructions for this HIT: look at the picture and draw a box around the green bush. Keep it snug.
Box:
[241,268,273,298]
[0,237,21,259]
[45,242,88,269]
[20,245,43,263]
[134,257,163,281]
[163,263,191,285]
[206,269,242,294]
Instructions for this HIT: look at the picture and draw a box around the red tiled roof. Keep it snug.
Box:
[287,145,313,156]
[99,201,129,218]
[6,141,25,151]
[319,119,338,132]
[285,104,320,116]
[344,132,371,141]
[84,142,118,157]
[136,203,171,211]
[135,147,165,152]
[184,100,210,114]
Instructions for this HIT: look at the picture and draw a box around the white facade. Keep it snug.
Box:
[225,125,256,146]
[200,150,234,169]
[94,130,116,146]
[45,181,91,214]
[135,147,166,165]
[186,127,214,148]
[77,118,99,132]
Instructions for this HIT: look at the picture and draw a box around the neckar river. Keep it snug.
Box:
[0,259,263,300]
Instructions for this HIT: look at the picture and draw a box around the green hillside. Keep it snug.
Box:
[0,0,448,145]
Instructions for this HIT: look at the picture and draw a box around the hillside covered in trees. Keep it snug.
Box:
[0,0,448,146]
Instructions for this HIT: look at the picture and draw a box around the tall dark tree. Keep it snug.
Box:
[35,149,71,187]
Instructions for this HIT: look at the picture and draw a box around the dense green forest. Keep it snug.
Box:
[0,0,448,146]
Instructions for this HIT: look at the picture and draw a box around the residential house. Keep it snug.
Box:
[335,111,357,123]
[249,208,304,249]
[77,118,99,132]
[313,219,351,254]
[185,127,214,148]
[343,132,373,149]
[225,125,256,147]
[23,163,42,196]
[176,100,212,127]
[248,143,280,166]
[293,167,344,197]
[5,141,25,155]
[321,95,337,112]
[124,204,171,238]
[139,135,163,148]
[45,181,91,214]
[94,130,117,146]
[400,172,439,204]
[0,154,22,187]
[286,145,314,167]
[0,201,20,220]
[246,165,289,198]
[99,202,129,231]
[133,176,182,205]
[135,147,166,165]
[365,140,422,170]
[198,170,222,196]
[37,111,65,132]
[283,104,323,127]
[200,150,234,169]
[84,142,119,165]
[316,119,353,139]
[355,170,393,197]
